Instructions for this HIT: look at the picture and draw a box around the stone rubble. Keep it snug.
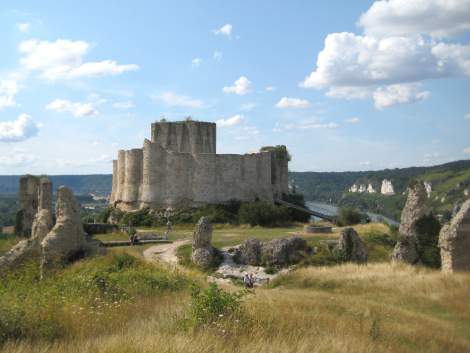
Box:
[191,217,215,268]
[334,227,368,263]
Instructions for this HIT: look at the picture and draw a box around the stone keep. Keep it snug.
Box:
[439,198,470,273]
[110,120,289,211]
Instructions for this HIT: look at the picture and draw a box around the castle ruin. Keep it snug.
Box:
[110,120,289,211]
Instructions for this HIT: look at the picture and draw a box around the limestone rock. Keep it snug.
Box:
[334,227,368,263]
[192,217,212,249]
[15,175,40,237]
[439,199,470,272]
[41,186,87,274]
[191,217,215,268]
[191,248,215,269]
[260,237,309,267]
[0,239,39,272]
[31,209,53,242]
[381,179,395,195]
[235,239,262,266]
[392,182,428,264]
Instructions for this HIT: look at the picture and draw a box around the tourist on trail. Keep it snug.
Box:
[164,220,172,240]
[248,273,255,288]
[243,273,250,288]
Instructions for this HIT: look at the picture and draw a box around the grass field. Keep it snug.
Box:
[1,222,469,353]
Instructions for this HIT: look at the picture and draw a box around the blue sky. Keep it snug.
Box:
[0,0,469,174]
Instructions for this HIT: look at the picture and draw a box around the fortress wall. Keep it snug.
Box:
[122,148,143,204]
[270,153,289,198]
[192,153,218,204]
[141,140,161,205]
[256,152,275,201]
[151,121,216,154]
[215,155,244,202]
[116,150,126,202]
[110,160,118,203]
[165,151,194,206]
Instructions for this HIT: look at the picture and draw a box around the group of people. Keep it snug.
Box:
[243,273,255,288]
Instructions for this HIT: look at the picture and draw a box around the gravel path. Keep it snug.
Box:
[143,239,191,264]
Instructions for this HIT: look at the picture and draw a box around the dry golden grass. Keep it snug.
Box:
[3,262,469,353]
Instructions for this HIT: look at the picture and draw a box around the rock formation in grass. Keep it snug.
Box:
[439,198,470,272]
[0,177,54,272]
[191,217,215,268]
[235,237,310,267]
[41,186,88,275]
[333,227,368,263]
[392,182,428,264]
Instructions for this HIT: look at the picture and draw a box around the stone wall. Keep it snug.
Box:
[16,175,40,237]
[111,121,289,211]
[151,121,216,154]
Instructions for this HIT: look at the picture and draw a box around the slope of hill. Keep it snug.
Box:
[0,175,112,195]
[290,159,470,221]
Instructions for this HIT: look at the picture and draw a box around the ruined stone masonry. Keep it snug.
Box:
[439,198,470,273]
[191,216,215,268]
[110,120,289,211]
[391,182,428,264]
[0,176,54,272]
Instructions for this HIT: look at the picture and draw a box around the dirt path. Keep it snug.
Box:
[143,239,190,264]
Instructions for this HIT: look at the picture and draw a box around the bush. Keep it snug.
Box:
[238,201,290,226]
[336,207,367,226]
[282,193,311,223]
[190,283,245,326]
[415,214,442,268]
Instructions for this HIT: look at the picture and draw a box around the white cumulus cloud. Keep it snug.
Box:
[0,114,39,142]
[359,0,470,39]
[223,76,252,95]
[463,147,470,154]
[373,83,430,109]
[152,91,203,108]
[216,114,244,127]
[19,39,139,80]
[113,101,135,109]
[345,117,360,123]
[16,22,31,33]
[213,24,232,37]
[192,58,201,67]
[276,97,310,109]
[45,99,98,117]
[0,80,20,110]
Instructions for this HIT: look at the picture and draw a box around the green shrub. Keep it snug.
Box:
[189,283,245,326]
[238,201,290,226]
[415,214,442,268]
[336,207,367,226]
[282,193,311,222]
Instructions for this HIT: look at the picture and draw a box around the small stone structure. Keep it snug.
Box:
[304,224,332,234]
[41,186,88,275]
[439,198,470,273]
[110,120,289,211]
[333,227,368,263]
[235,237,310,267]
[392,182,428,264]
[0,177,54,272]
[191,217,215,268]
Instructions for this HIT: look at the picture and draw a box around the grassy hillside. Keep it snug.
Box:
[1,223,469,353]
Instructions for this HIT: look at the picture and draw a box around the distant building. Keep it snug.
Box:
[381,179,395,195]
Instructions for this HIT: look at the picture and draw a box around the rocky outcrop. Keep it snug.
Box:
[392,182,428,264]
[235,237,310,267]
[41,186,88,275]
[334,228,368,263]
[191,217,215,268]
[235,239,262,265]
[15,175,40,237]
[381,179,395,195]
[439,199,470,273]
[0,177,54,272]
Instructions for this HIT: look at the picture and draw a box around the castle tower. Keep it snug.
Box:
[151,121,216,154]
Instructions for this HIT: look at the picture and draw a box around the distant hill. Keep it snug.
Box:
[290,159,470,221]
[0,175,112,195]
[0,160,468,222]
